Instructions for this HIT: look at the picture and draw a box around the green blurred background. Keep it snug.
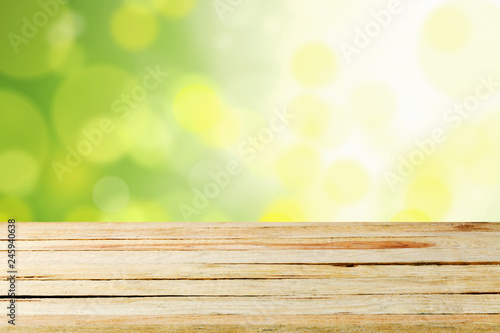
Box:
[1,0,500,222]
[0,0,289,222]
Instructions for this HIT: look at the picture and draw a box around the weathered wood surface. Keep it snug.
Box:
[0,222,499,332]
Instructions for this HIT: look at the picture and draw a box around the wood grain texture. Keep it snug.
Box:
[0,222,498,332]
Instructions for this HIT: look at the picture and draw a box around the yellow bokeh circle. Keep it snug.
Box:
[391,209,431,222]
[441,113,500,184]
[350,82,396,129]
[324,159,370,204]
[111,3,158,51]
[93,176,130,213]
[443,124,488,166]
[119,107,172,169]
[464,114,500,184]
[259,199,305,222]
[276,145,321,189]
[423,5,470,52]
[199,109,243,149]
[289,94,330,138]
[289,94,352,147]
[292,43,338,87]
[419,0,500,97]
[173,83,224,133]
[405,177,452,221]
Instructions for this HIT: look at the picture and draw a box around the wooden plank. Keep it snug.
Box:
[4,265,500,296]
[2,315,500,332]
[8,235,500,251]
[2,222,498,240]
[11,248,499,264]
[7,275,500,296]
[2,325,499,333]
[4,264,500,281]
[3,295,500,316]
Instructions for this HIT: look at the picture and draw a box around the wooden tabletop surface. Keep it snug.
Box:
[1,222,499,332]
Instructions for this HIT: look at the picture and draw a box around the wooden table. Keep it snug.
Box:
[1,222,499,332]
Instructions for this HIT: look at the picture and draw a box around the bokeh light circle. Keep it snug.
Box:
[391,209,431,222]
[405,177,452,221]
[119,107,172,169]
[100,201,169,222]
[259,199,305,222]
[173,83,224,133]
[289,94,351,147]
[419,0,500,97]
[53,65,136,164]
[0,150,39,196]
[111,3,158,51]
[153,0,198,19]
[350,82,396,129]
[324,160,370,204]
[0,90,48,160]
[276,145,321,189]
[292,43,338,87]
[92,176,130,213]
[0,2,74,78]
[423,5,470,52]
